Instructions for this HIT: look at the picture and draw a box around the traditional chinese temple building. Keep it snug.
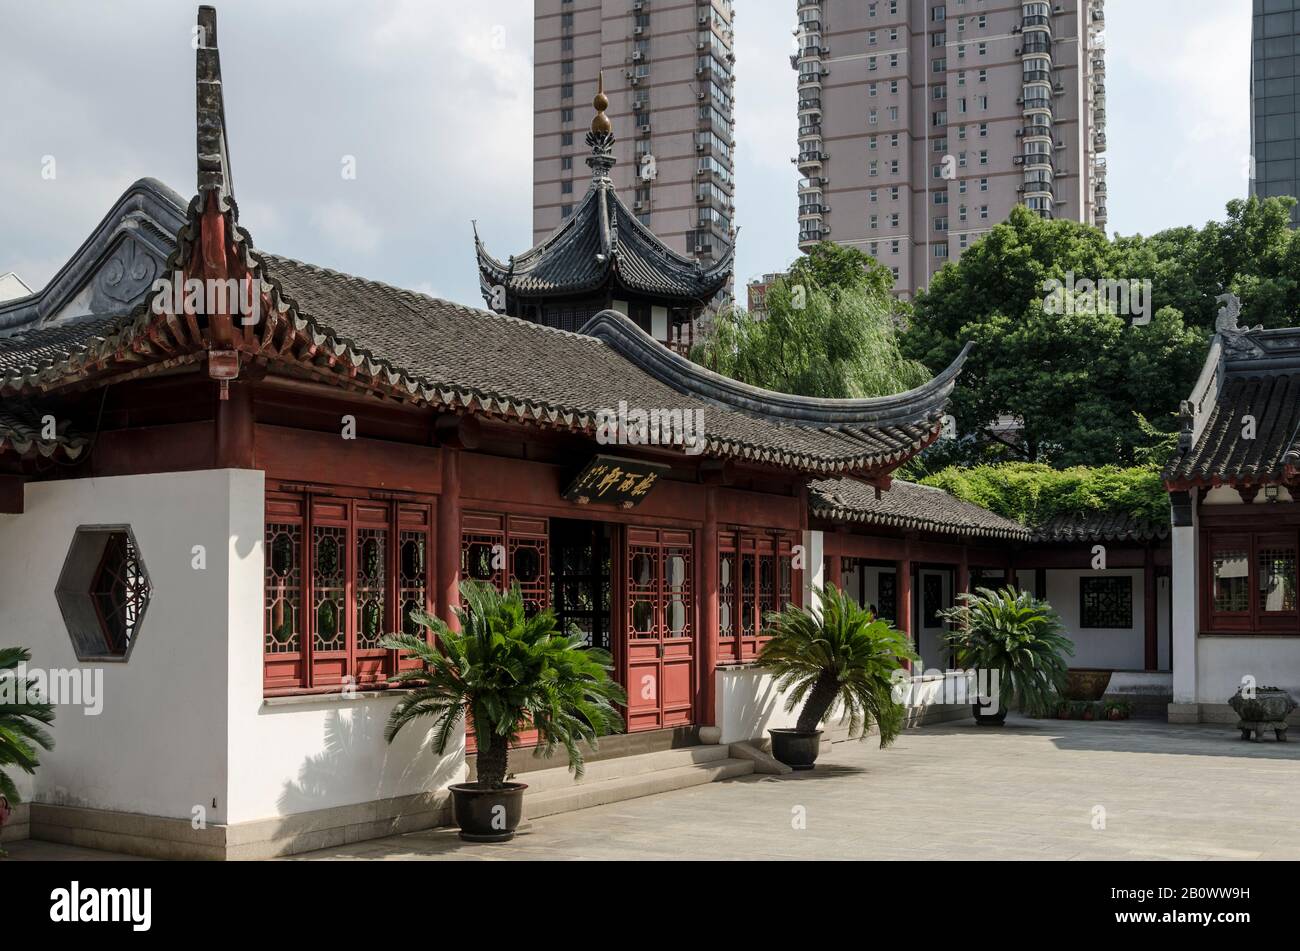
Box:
[0,8,1172,858]
[1164,307,1300,723]
[474,79,732,354]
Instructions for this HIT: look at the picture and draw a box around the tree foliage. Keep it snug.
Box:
[918,462,1170,526]
[695,242,929,399]
[904,198,1300,468]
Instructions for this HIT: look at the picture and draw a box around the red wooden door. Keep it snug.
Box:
[624,527,695,732]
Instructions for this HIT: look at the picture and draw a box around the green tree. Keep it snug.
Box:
[787,239,896,297]
[696,244,929,399]
[905,199,1298,468]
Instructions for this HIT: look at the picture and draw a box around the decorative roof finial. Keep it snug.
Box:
[585,75,617,181]
[591,72,612,136]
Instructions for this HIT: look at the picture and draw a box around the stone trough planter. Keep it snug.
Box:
[1228,686,1296,742]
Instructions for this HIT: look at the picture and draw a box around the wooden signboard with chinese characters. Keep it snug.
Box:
[563,455,669,508]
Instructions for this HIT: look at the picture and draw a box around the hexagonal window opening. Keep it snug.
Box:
[55,525,152,661]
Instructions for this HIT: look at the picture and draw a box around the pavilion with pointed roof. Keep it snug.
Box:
[475,79,732,354]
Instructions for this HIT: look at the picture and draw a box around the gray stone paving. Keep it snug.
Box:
[7,716,1299,861]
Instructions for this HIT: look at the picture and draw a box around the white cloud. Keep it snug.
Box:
[310,200,382,255]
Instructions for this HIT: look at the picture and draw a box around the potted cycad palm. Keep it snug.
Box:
[939,586,1074,726]
[0,647,55,856]
[382,581,625,842]
[758,584,915,770]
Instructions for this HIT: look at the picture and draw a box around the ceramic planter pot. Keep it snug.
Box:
[1065,669,1112,702]
[448,782,527,842]
[768,729,823,770]
[972,699,1008,726]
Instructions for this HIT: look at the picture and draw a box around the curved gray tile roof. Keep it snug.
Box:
[810,478,1033,540]
[475,171,732,304]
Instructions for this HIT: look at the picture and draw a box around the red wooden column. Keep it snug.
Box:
[1144,544,1158,671]
[437,448,462,632]
[826,536,843,592]
[957,543,969,601]
[698,486,719,726]
[214,379,255,468]
[898,540,913,671]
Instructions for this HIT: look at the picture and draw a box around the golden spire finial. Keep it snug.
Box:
[591,72,612,135]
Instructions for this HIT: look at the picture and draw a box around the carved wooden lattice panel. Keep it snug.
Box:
[1079,576,1133,629]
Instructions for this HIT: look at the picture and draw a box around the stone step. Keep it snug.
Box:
[523,757,755,821]
[509,744,732,794]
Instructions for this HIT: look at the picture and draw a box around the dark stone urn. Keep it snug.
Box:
[1228,686,1296,742]
[768,729,823,770]
[448,782,528,842]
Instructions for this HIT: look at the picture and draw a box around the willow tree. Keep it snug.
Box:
[695,246,928,399]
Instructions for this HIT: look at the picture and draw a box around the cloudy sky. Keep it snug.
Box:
[0,1,1253,307]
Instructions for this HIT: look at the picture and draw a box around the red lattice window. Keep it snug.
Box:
[717,531,800,665]
[1202,528,1300,635]
[263,493,434,694]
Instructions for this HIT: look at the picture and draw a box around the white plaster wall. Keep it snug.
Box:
[0,471,237,821]
[223,475,463,824]
[715,666,802,744]
[1196,638,1300,704]
[1171,495,1198,703]
[1045,568,1145,670]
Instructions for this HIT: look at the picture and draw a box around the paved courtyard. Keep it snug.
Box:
[9,717,1300,861]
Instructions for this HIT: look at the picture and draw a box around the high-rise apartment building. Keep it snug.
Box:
[534,0,736,270]
[792,0,1107,298]
[1250,0,1300,225]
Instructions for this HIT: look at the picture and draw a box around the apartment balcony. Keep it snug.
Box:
[1021,97,1053,114]
[1022,68,1051,84]
[797,72,823,92]
[1020,37,1051,56]
[1017,152,1054,169]
[1094,132,1107,152]
[798,200,827,220]
[1091,6,1105,26]
[1091,55,1106,76]
[793,150,827,174]
[1094,179,1108,195]
[1019,180,1054,197]
[798,96,822,117]
[1021,15,1052,36]
[795,17,821,33]
[797,176,824,195]
[798,123,823,138]
[1018,124,1053,139]
[798,227,827,250]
